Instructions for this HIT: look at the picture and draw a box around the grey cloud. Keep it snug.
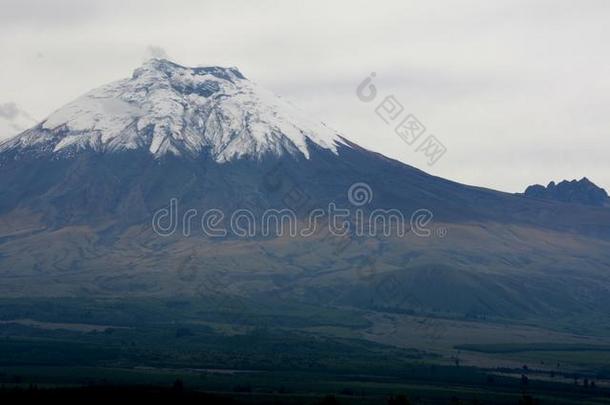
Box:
[0,103,19,119]
[0,102,37,142]
[0,102,36,124]
[145,45,169,61]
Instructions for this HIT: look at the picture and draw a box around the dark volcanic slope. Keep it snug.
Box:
[1,141,610,325]
[1,139,609,238]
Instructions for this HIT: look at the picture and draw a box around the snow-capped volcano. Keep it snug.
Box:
[1,59,345,161]
[1,59,609,323]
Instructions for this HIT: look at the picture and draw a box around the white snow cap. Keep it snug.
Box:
[5,59,346,161]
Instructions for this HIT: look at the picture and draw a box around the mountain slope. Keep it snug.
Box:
[0,60,609,331]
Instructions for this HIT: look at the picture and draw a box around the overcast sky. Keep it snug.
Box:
[1,0,608,192]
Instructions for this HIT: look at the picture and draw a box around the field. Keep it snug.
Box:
[0,297,610,403]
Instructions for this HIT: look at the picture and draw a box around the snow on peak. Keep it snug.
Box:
[2,59,345,161]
